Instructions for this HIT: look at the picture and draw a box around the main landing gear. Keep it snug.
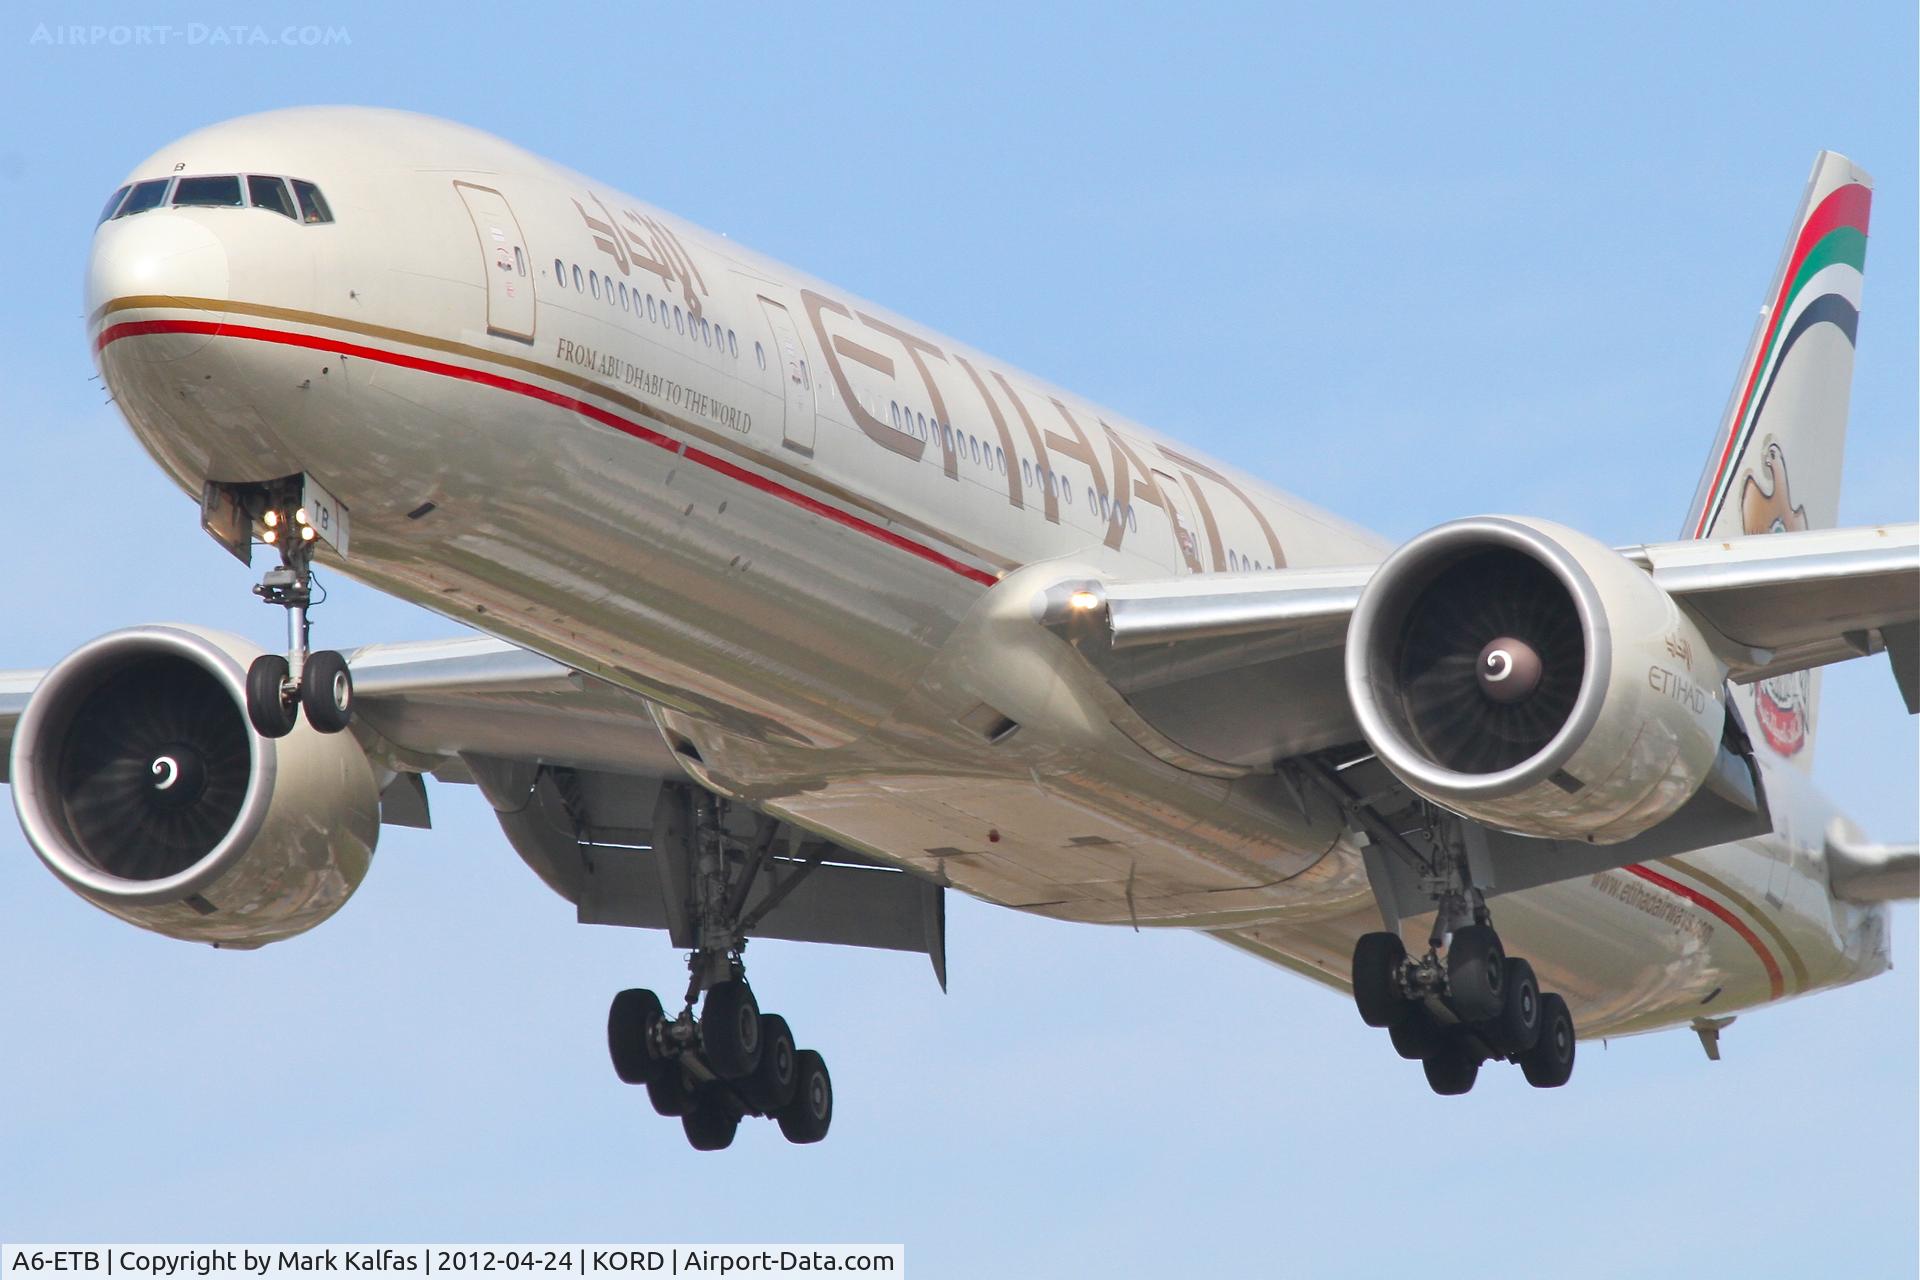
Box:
[605,788,834,1150]
[243,494,352,739]
[1351,922,1575,1095]
[1300,757,1577,1096]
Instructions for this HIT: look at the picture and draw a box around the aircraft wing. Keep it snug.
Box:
[0,635,677,784]
[0,634,947,975]
[1041,522,1919,772]
[1622,523,1920,704]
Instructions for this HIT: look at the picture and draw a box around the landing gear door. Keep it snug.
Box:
[757,297,816,456]
[1152,469,1204,573]
[454,181,536,344]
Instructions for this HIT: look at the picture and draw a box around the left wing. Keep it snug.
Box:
[1046,521,1919,770]
[1622,523,1920,704]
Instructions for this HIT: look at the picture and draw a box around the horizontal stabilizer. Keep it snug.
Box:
[1826,824,1920,902]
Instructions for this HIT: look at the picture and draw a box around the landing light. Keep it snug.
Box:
[1068,589,1102,612]
[300,525,317,542]
[263,529,278,544]
[262,510,279,529]
[295,508,311,527]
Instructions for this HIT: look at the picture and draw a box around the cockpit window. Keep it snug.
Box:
[117,179,171,218]
[107,174,335,224]
[97,185,131,225]
[247,175,297,220]
[290,179,334,224]
[172,174,245,208]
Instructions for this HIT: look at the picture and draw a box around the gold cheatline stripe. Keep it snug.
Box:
[94,294,1017,573]
[1660,853,1809,992]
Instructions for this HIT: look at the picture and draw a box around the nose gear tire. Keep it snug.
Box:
[245,654,297,738]
[301,649,354,734]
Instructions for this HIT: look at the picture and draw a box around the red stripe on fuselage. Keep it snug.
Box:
[1623,863,1785,1000]
[95,318,1002,588]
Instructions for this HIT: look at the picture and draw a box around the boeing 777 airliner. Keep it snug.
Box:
[3,108,1914,1149]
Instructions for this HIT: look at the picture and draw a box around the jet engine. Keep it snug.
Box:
[9,625,379,946]
[1345,517,1727,843]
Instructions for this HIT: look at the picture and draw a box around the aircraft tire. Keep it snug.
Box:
[776,1050,832,1144]
[1421,1033,1480,1096]
[1519,993,1576,1088]
[742,1013,798,1114]
[682,1088,741,1151]
[1388,1004,1442,1060]
[301,649,354,733]
[1445,925,1506,1022]
[1483,957,1542,1057]
[646,1064,695,1117]
[1351,932,1408,1027]
[701,980,762,1079]
[607,988,668,1085]
[246,654,297,738]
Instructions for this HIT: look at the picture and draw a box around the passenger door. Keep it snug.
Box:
[758,297,816,456]
[1152,469,1205,573]
[454,182,536,344]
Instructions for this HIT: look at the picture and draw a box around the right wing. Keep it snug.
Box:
[1,632,948,977]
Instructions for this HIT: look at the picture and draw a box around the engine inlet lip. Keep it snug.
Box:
[9,625,279,905]
[1345,517,1612,799]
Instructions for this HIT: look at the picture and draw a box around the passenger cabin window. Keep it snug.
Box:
[97,185,130,225]
[572,264,584,291]
[554,258,566,285]
[172,175,244,207]
[247,176,297,220]
[290,179,334,224]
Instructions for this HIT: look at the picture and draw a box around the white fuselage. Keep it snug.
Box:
[84,108,1890,1039]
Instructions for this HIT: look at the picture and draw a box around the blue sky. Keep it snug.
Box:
[0,2,1914,1275]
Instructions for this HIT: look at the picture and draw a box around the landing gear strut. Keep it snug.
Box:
[1303,757,1578,1095]
[605,786,834,1149]
[244,489,352,739]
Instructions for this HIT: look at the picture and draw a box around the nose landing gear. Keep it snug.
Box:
[243,493,352,739]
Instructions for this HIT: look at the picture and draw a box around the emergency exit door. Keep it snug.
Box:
[454,181,536,343]
[758,297,816,456]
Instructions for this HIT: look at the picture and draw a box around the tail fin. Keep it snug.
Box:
[1684,151,1874,768]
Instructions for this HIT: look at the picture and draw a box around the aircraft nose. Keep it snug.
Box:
[87,213,229,360]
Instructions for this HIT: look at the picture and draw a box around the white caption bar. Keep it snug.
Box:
[3,1248,903,1279]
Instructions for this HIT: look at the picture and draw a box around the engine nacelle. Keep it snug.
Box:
[1346,517,1727,843]
[9,625,379,946]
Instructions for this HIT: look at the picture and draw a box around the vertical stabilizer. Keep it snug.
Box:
[1684,152,1873,768]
